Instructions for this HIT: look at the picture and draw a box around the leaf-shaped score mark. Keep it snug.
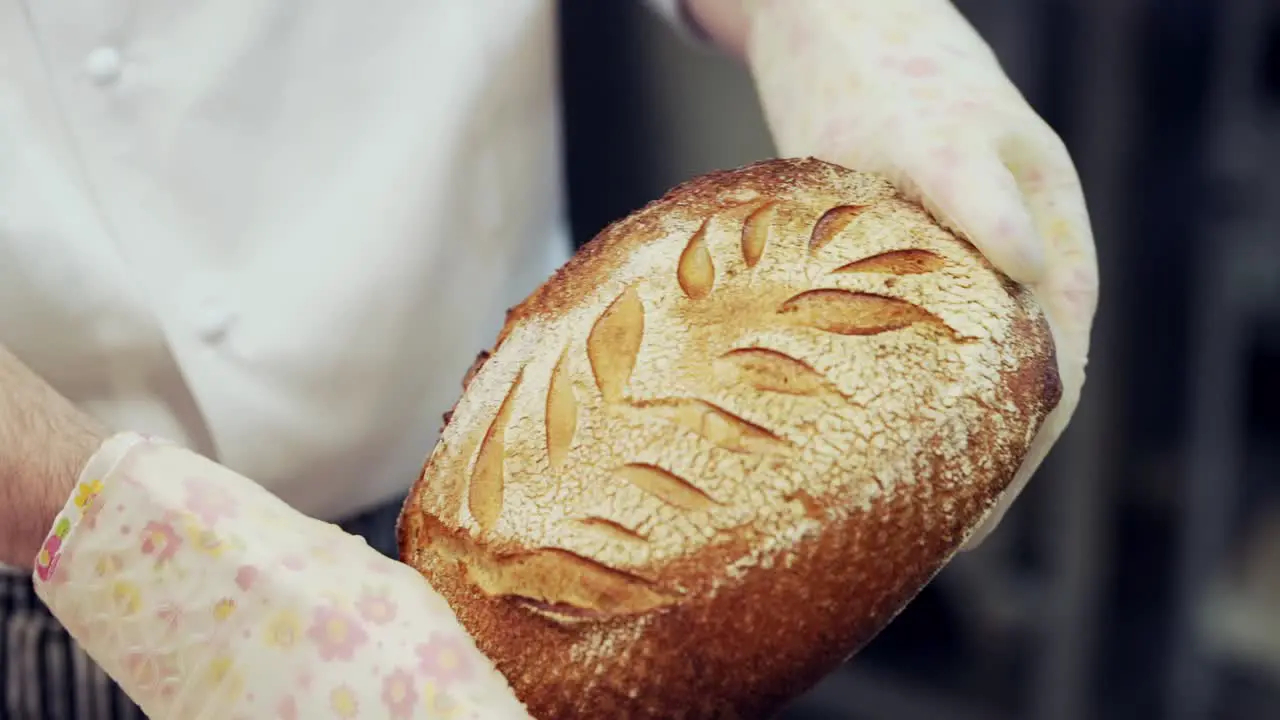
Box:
[833,248,946,276]
[809,205,867,254]
[638,398,790,455]
[577,516,649,545]
[615,463,718,512]
[778,289,962,339]
[714,348,842,398]
[469,369,523,532]
[428,520,676,616]
[677,220,715,299]
[587,285,645,404]
[740,201,776,269]
[546,348,577,470]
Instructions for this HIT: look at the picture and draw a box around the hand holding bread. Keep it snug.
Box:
[744,0,1099,547]
[399,158,1061,718]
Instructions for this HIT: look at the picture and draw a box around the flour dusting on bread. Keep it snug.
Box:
[399,158,1060,719]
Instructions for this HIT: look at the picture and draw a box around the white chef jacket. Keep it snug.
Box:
[0,0,696,524]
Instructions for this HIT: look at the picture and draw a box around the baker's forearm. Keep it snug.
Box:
[0,345,105,567]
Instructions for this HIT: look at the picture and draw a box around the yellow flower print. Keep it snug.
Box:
[1046,215,1075,246]
[912,85,943,103]
[330,685,359,719]
[264,610,302,648]
[74,479,104,508]
[421,680,460,719]
[264,610,303,649]
[318,590,347,608]
[205,656,233,683]
[883,26,910,45]
[212,598,237,622]
[202,655,244,699]
[94,554,124,578]
[309,544,337,564]
[110,581,142,616]
[181,518,226,557]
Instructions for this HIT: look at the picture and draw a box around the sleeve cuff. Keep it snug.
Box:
[32,431,149,582]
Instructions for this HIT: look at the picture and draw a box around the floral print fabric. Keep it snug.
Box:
[33,433,530,720]
[745,0,1099,547]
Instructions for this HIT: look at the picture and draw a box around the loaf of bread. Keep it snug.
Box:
[398,158,1060,718]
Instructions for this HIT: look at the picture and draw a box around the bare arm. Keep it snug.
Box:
[0,345,105,567]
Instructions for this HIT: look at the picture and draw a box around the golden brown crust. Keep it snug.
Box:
[398,158,1060,719]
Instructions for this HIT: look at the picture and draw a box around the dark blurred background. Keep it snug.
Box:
[559,1,1280,718]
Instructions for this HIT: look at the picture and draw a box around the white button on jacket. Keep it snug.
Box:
[0,0,695,523]
[84,47,124,85]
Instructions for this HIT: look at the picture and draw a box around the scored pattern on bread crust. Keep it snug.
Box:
[833,247,946,275]
[585,286,645,405]
[400,158,1061,719]
[545,349,577,470]
[740,201,775,268]
[418,177,1012,616]
[809,204,866,253]
[468,368,523,533]
[777,288,966,339]
[677,220,715,299]
[714,347,843,398]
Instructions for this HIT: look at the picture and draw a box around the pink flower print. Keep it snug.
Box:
[381,669,419,719]
[931,144,963,169]
[122,652,178,692]
[415,634,473,686]
[34,534,62,583]
[140,521,182,567]
[306,606,369,661]
[276,695,298,720]
[235,565,259,591]
[281,554,307,571]
[48,561,71,587]
[183,477,238,525]
[156,603,185,640]
[356,590,398,626]
[903,56,941,78]
[81,497,104,529]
